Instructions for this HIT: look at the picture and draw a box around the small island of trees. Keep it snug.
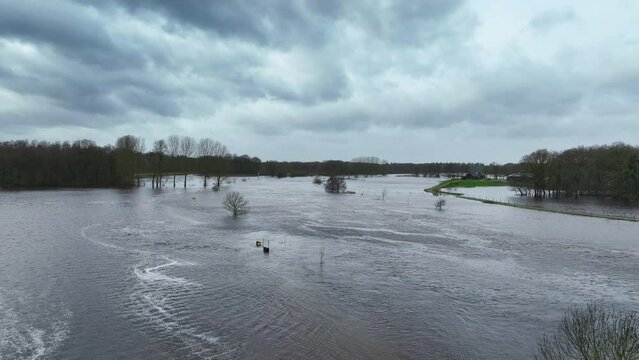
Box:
[513,143,639,202]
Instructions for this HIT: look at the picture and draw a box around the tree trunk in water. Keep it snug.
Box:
[173,175,176,188]
[203,177,207,188]
[184,174,187,188]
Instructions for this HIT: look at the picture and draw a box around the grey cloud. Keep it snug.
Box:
[529,8,576,31]
[84,0,465,47]
[1,0,637,162]
[87,0,330,48]
[0,62,181,117]
[0,0,146,70]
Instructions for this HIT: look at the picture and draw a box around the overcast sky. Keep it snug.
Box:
[1,0,638,163]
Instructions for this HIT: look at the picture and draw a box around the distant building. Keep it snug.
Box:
[506,173,533,182]
[462,172,485,180]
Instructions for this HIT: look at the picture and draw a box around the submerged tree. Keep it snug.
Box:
[515,143,639,201]
[179,136,197,188]
[223,191,249,216]
[435,199,446,210]
[114,135,145,187]
[198,138,228,188]
[536,303,639,360]
[324,175,346,193]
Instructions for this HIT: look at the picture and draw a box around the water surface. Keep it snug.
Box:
[1,176,637,359]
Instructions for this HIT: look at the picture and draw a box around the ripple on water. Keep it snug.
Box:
[0,289,71,360]
[128,256,233,359]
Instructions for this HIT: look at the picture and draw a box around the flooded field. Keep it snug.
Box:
[1,176,638,359]
[458,185,639,220]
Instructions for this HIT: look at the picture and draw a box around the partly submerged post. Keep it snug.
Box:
[263,241,270,254]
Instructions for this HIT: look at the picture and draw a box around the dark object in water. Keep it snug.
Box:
[263,241,270,254]
[256,241,262,247]
[212,185,219,191]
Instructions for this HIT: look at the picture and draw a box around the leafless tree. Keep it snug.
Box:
[536,303,639,360]
[223,191,249,216]
[115,135,144,153]
[166,135,181,187]
[435,199,446,210]
[382,188,388,201]
[352,156,382,164]
[198,138,229,188]
[313,175,322,185]
[167,135,181,157]
[179,136,196,188]
[114,135,145,186]
[152,139,167,188]
[324,176,346,193]
[180,136,196,157]
[198,138,228,157]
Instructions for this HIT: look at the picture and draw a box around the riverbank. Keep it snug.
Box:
[425,180,639,222]
[426,179,508,194]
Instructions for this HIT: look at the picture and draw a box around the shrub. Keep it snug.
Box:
[312,175,322,185]
[435,199,446,210]
[223,191,249,216]
[536,303,639,360]
[324,175,346,193]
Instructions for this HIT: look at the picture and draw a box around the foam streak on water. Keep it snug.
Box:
[0,290,70,360]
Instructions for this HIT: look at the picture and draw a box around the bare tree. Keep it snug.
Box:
[198,138,229,188]
[166,135,181,187]
[223,191,249,216]
[352,156,382,164]
[152,139,167,188]
[536,303,639,360]
[435,199,446,210]
[325,176,346,193]
[381,188,388,201]
[115,135,144,153]
[167,135,181,157]
[198,138,228,157]
[115,135,145,186]
[179,136,196,188]
[180,136,196,157]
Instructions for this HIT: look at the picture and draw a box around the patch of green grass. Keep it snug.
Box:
[425,178,508,193]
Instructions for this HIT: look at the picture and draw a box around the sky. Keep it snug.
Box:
[0,0,638,163]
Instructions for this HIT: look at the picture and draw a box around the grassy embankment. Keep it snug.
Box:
[425,179,638,222]
[426,179,508,196]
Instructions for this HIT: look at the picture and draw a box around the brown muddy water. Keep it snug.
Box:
[1,176,637,359]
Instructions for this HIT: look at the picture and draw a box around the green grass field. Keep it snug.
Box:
[426,178,508,193]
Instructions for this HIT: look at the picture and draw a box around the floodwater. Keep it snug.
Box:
[458,185,639,220]
[1,176,637,359]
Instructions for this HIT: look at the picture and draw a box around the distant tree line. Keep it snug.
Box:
[0,136,260,188]
[386,162,522,178]
[3,136,636,200]
[0,139,126,188]
[512,143,639,201]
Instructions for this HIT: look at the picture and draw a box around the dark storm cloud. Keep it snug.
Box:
[0,0,638,160]
[0,60,180,117]
[82,0,331,48]
[0,1,145,70]
[90,0,465,47]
